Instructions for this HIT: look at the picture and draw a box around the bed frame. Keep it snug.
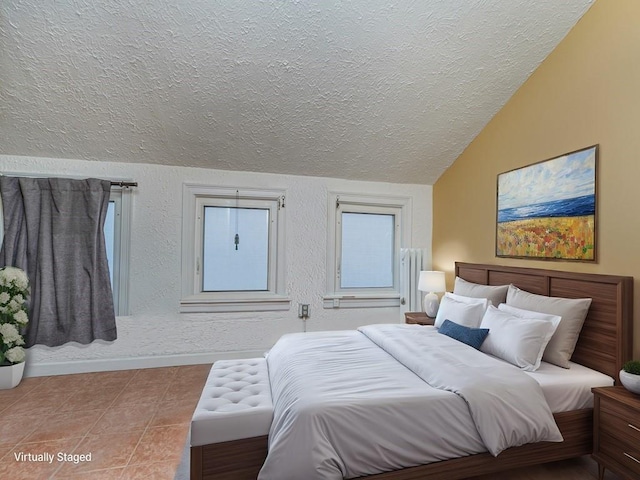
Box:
[192,262,633,480]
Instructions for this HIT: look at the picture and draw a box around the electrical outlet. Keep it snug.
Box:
[298,303,310,318]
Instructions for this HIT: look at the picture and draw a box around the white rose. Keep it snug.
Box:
[0,292,10,304]
[14,270,29,291]
[5,346,25,363]
[0,323,21,344]
[13,294,24,305]
[16,277,29,291]
[0,267,29,291]
[14,310,29,325]
[7,300,20,312]
[0,267,16,283]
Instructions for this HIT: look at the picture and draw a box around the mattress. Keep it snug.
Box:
[526,360,613,412]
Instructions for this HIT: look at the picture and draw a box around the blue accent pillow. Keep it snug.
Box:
[438,319,490,350]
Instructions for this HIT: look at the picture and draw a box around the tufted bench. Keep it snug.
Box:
[190,358,273,480]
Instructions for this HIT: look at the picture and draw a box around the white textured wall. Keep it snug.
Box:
[0,155,431,375]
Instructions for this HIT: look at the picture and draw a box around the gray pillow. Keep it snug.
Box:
[505,285,592,368]
[454,277,509,306]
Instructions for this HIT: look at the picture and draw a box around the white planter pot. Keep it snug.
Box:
[619,369,640,395]
[0,362,25,390]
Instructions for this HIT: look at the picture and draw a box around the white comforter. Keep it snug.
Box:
[258,324,562,480]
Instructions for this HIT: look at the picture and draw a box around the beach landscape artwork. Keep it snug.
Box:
[496,145,597,261]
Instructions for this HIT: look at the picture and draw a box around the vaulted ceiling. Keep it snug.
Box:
[0,1,594,184]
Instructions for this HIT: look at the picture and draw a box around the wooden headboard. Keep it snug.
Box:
[455,262,633,382]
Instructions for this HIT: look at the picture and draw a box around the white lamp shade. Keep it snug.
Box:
[418,271,446,294]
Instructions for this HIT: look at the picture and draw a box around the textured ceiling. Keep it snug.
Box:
[0,0,593,185]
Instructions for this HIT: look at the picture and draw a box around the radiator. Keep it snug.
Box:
[400,248,426,313]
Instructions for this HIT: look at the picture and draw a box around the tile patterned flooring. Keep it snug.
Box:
[0,364,210,480]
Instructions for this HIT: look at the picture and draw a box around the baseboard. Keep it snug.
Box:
[23,350,267,377]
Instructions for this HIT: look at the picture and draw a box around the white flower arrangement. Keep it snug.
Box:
[0,266,30,365]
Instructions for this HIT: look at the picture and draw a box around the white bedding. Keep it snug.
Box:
[526,360,613,411]
[259,324,563,480]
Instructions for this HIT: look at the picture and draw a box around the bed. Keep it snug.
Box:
[191,262,633,480]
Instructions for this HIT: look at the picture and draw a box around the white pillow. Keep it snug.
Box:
[434,293,489,329]
[479,305,558,371]
[506,285,592,368]
[498,303,561,361]
[498,303,562,326]
[453,277,509,306]
[445,292,491,309]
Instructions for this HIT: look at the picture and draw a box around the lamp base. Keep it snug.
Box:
[423,292,439,318]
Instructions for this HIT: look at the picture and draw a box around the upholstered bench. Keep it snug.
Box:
[190,358,273,480]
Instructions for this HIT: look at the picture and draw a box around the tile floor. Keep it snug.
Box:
[0,364,211,480]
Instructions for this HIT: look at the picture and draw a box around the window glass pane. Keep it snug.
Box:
[341,212,394,288]
[105,201,115,286]
[203,206,269,291]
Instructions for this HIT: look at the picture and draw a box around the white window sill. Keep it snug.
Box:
[322,294,401,309]
[180,295,291,313]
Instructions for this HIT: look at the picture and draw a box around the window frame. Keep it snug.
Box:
[324,192,411,309]
[199,197,275,293]
[108,186,133,316]
[180,184,289,313]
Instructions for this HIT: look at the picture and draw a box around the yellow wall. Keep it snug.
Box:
[432,0,640,357]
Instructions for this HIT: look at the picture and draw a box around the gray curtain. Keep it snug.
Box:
[0,177,117,347]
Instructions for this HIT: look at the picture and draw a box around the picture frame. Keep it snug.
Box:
[496,145,598,261]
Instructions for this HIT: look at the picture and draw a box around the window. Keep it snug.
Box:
[202,206,269,292]
[181,184,289,313]
[325,193,411,308]
[340,212,395,288]
[105,187,132,316]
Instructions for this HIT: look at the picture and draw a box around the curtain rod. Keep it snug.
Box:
[1,173,137,188]
[110,181,138,188]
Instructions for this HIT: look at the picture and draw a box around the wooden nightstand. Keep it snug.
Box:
[592,386,640,480]
[404,311,435,325]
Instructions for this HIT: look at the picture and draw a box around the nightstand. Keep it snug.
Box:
[404,311,435,325]
[592,386,640,480]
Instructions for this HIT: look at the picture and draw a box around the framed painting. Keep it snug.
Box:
[496,145,598,261]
